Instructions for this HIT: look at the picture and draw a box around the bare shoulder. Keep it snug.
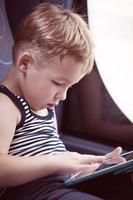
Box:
[0,92,21,154]
[0,92,21,119]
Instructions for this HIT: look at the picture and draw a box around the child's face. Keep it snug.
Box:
[19,55,86,111]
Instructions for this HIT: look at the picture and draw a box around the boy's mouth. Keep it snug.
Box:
[47,103,58,109]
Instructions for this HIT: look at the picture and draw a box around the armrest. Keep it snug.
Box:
[60,133,115,155]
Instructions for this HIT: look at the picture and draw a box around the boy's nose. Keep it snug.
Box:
[55,91,67,102]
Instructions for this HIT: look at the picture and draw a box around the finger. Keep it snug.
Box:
[105,147,122,159]
[112,147,122,155]
[76,163,101,175]
[104,156,126,164]
[80,155,105,164]
[86,155,105,163]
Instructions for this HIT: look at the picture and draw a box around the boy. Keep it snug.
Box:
[0,3,124,200]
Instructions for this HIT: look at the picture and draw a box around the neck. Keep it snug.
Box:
[2,66,21,96]
[31,108,49,117]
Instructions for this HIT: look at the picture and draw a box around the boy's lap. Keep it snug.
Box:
[0,177,103,200]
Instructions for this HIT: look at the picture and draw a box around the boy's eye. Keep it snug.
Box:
[52,80,73,88]
[52,81,63,86]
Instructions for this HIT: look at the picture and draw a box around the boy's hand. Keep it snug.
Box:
[54,147,126,174]
[53,152,105,175]
[53,147,125,175]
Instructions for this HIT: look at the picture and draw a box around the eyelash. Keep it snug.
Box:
[52,81,73,89]
[53,81,63,86]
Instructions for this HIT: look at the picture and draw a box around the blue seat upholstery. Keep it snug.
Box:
[0,0,13,81]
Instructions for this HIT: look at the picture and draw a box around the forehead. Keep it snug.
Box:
[44,55,86,83]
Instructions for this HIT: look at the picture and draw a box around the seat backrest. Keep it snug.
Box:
[0,0,14,81]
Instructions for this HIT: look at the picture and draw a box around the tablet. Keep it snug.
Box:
[64,150,133,186]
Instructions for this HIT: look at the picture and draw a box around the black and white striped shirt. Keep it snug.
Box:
[0,84,66,156]
[0,84,66,197]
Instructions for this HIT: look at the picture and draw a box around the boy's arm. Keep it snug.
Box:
[0,154,61,186]
[0,93,19,154]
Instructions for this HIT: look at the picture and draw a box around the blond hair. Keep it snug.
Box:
[13,3,94,72]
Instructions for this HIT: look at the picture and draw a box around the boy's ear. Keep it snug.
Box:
[17,52,33,74]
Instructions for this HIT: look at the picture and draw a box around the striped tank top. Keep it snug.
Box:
[0,84,66,197]
[0,84,66,156]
